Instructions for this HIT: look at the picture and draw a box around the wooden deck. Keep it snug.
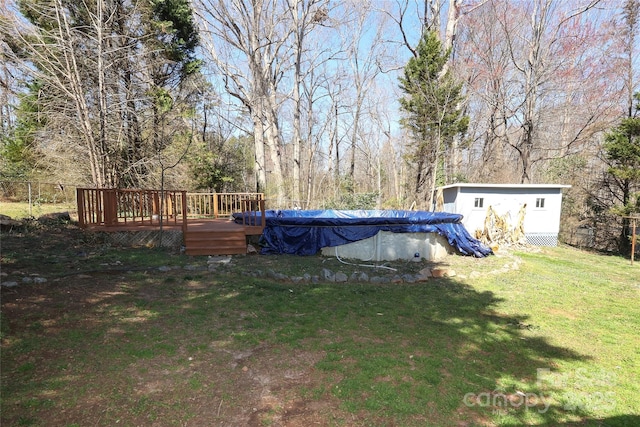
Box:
[77,189,266,256]
[183,218,263,256]
[83,218,257,232]
[87,218,264,256]
[185,218,264,236]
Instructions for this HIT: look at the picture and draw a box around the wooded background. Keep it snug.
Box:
[1,0,639,253]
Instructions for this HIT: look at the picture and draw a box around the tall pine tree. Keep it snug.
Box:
[603,92,640,253]
[398,31,468,209]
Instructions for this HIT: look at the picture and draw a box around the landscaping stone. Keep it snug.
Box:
[415,273,430,282]
[419,267,432,278]
[358,272,369,282]
[335,272,348,282]
[208,256,232,265]
[264,270,288,280]
[430,268,446,278]
[38,212,71,222]
[0,214,22,228]
[402,274,417,283]
[430,268,455,278]
[2,243,522,289]
[1,281,19,288]
[321,268,335,282]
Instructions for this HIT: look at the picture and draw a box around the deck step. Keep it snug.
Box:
[184,229,247,256]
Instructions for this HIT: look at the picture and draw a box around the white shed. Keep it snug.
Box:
[437,183,571,246]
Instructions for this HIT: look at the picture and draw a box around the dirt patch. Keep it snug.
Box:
[2,291,344,426]
[1,225,353,426]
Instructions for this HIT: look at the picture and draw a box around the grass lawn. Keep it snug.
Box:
[1,224,639,426]
[0,201,77,220]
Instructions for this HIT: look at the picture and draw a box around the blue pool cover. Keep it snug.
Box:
[234,209,492,258]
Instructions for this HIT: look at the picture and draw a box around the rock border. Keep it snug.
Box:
[1,253,524,289]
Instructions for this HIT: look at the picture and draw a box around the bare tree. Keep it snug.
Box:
[457,0,619,184]
[3,0,200,188]
[194,0,292,205]
[0,15,16,141]
[8,0,110,186]
[342,1,385,191]
[286,0,332,205]
[497,0,608,182]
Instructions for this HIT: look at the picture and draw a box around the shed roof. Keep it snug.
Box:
[438,183,571,191]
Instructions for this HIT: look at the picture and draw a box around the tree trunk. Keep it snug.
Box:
[263,100,286,206]
[251,110,267,193]
[55,0,105,187]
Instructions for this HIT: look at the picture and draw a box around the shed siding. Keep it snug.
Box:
[439,184,568,246]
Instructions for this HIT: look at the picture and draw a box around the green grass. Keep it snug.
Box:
[1,245,639,426]
[0,201,76,219]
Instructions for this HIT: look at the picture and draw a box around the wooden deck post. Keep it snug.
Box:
[166,192,174,218]
[104,189,118,226]
[77,188,86,228]
[152,191,160,222]
[181,191,188,233]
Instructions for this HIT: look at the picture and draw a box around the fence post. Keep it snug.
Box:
[28,182,32,217]
[632,218,637,266]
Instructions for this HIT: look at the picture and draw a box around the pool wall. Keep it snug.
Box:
[237,209,492,258]
[320,231,452,261]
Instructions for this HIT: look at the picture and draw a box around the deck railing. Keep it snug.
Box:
[77,189,265,231]
[77,188,188,230]
[238,198,266,229]
[185,192,264,218]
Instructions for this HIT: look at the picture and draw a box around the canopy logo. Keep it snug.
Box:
[462,390,550,414]
[462,368,617,414]
[537,367,617,412]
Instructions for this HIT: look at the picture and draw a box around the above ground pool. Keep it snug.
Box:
[234,209,492,259]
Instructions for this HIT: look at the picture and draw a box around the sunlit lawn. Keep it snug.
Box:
[1,240,638,426]
[0,201,76,220]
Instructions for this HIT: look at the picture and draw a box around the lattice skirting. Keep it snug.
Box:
[525,233,558,247]
[98,230,183,250]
